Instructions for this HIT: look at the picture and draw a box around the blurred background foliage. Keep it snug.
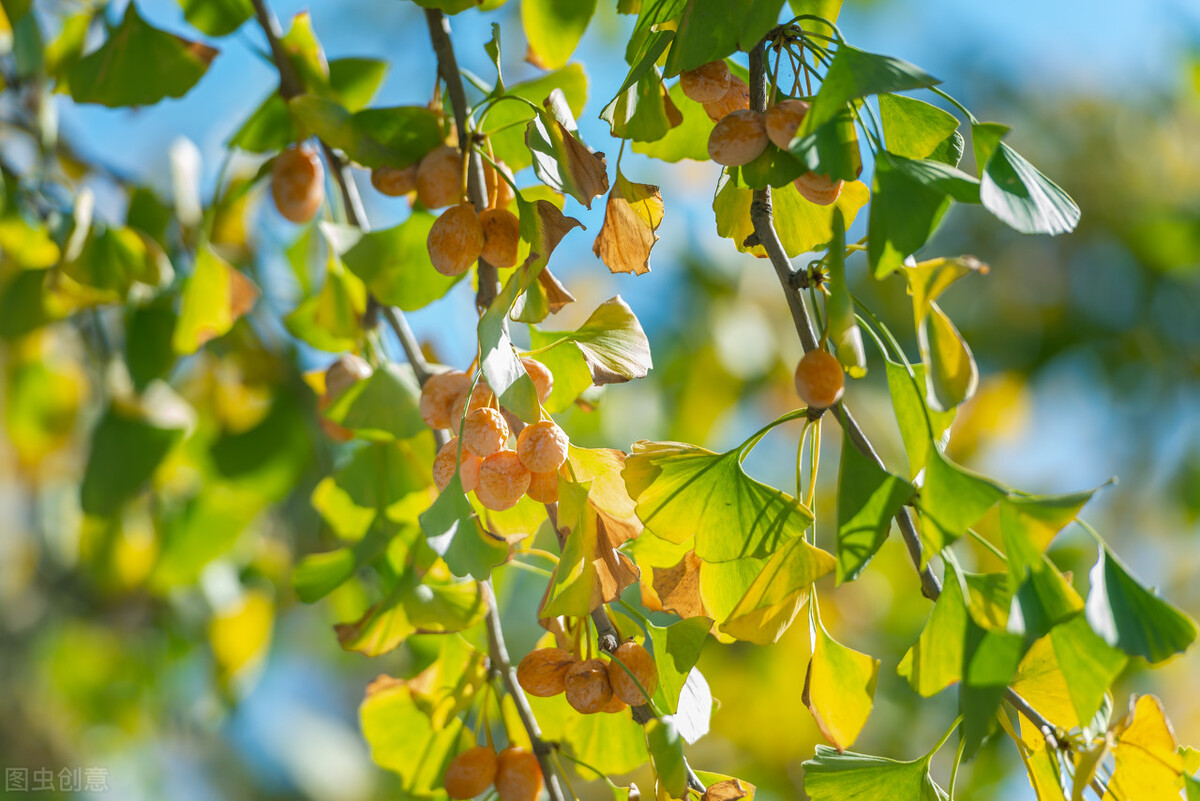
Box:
[0,0,1198,799]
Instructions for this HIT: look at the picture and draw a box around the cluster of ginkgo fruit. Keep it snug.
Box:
[371,144,522,276]
[420,358,568,510]
[267,140,521,278]
[443,743,542,801]
[679,60,845,206]
[516,640,658,715]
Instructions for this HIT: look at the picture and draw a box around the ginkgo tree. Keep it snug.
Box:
[2,0,1197,800]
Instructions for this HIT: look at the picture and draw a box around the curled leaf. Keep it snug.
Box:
[594,170,663,275]
[526,89,610,208]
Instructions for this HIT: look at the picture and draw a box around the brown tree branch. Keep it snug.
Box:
[423,8,500,311]
[481,580,568,801]
[745,37,1062,750]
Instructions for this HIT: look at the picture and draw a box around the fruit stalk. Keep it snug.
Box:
[480,580,567,801]
[423,9,501,310]
[744,36,1062,746]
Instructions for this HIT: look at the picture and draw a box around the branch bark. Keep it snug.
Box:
[481,580,568,801]
[745,38,1061,746]
[423,8,500,311]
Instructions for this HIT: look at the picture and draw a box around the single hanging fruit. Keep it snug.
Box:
[680,60,731,103]
[416,145,464,209]
[794,349,845,409]
[607,641,659,706]
[444,746,498,800]
[564,658,614,714]
[707,110,769,166]
[495,747,542,801]
[271,143,324,223]
[516,648,575,697]
[428,204,484,276]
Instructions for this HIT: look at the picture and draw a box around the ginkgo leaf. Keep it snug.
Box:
[419,475,510,580]
[803,601,880,751]
[360,677,469,792]
[526,89,610,209]
[884,357,956,479]
[1049,615,1126,726]
[541,477,641,617]
[522,0,596,70]
[647,616,711,717]
[1008,635,1082,737]
[997,714,1065,801]
[1000,497,1086,639]
[718,537,836,644]
[713,173,870,258]
[601,50,681,143]
[653,550,709,619]
[879,93,961,163]
[633,82,713,163]
[1000,490,1099,553]
[323,362,424,442]
[836,432,914,583]
[916,449,1006,564]
[898,562,966,697]
[977,135,1081,236]
[482,65,588,172]
[624,440,816,561]
[534,297,652,385]
[311,441,433,542]
[341,210,464,311]
[826,211,866,376]
[173,245,259,354]
[646,717,688,799]
[335,572,485,657]
[918,300,978,412]
[593,170,663,275]
[1107,696,1184,801]
[802,746,947,801]
[904,255,989,324]
[284,257,366,353]
[1085,545,1198,664]
[68,4,217,107]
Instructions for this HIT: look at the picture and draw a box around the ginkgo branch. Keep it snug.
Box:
[424,8,501,310]
[481,580,569,801]
[745,35,1063,756]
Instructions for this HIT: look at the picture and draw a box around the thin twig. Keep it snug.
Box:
[745,37,1059,744]
[481,580,568,801]
[423,8,500,310]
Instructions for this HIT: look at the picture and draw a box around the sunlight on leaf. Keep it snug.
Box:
[803,601,880,751]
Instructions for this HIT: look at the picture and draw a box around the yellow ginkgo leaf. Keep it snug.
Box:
[802,600,880,752]
[1107,695,1184,801]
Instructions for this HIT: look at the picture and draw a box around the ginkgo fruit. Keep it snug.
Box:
[324,353,372,400]
[495,747,542,801]
[420,370,471,430]
[794,349,845,409]
[462,407,510,458]
[516,648,575,697]
[416,145,464,209]
[703,76,750,122]
[564,659,614,714]
[433,437,481,493]
[479,208,520,269]
[476,450,530,511]
[680,60,731,103]
[765,98,811,150]
[444,746,498,800]
[370,164,418,197]
[707,110,770,166]
[449,382,495,433]
[483,159,516,209]
[793,171,844,206]
[607,641,658,706]
[515,420,569,474]
[525,469,559,504]
[520,357,554,403]
[428,203,484,276]
[271,144,324,224]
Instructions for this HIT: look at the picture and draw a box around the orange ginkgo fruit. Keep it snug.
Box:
[476,450,530,511]
[433,437,481,493]
[323,353,372,400]
[520,357,554,403]
[495,747,542,801]
[416,145,464,209]
[702,76,750,122]
[525,469,559,504]
[794,349,845,409]
[793,171,845,206]
[271,144,324,223]
[370,163,419,197]
[564,659,614,714]
[707,109,770,166]
[516,648,575,697]
[765,99,811,150]
[462,407,510,459]
[449,381,495,434]
[607,641,658,706]
[428,204,484,276]
[444,746,498,800]
[420,370,472,430]
[479,208,520,268]
[680,60,731,103]
[515,420,569,474]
